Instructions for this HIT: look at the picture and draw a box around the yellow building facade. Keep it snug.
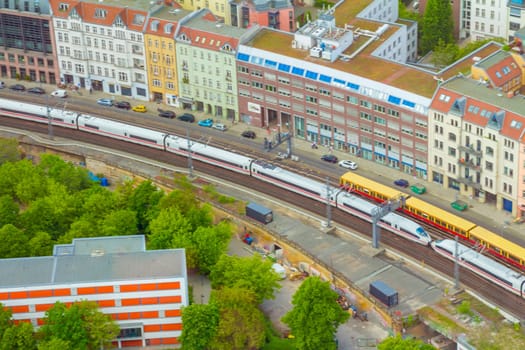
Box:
[144,17,179,105]
[175,0,231,25]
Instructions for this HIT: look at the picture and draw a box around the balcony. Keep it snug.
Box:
[458,158,481,171]
[458,144,482,157]
[456,176,481,190]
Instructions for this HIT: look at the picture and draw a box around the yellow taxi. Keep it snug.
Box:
[132,105,147,113]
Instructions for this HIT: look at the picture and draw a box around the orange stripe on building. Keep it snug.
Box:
[162,323,182,331]
[0,292,8,300]
[117,313,129,320]
[9,305,29,313]
[159,295,181,304]
[35,303,54,312]
[77,287,96,295]
[53,288,71,296]
[120,284,139,292]
[37,319,45,326]
[162,337,179,344]
[96,285,114,293]
[28,289,53,298]
[141,297,158,305]
[144,324,161,332]
[148,338,162,345]
[121,339,143,347]
[96,300,115,308]
[141,311,158,318]
[165,309,181,317]
[139,283,157,291]
[121,298,140,306]
[129,312,141,319]
[9,291,28,299]
[157,281,180,290]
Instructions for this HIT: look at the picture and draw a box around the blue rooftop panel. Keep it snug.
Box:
[250,56,264,65]
[334,78,345,85]
[347,82,359,90]
[291,67,305,76]
[278,63,291,72]
[237,53,250,62]
[265,59,278,69]
[402,100,416,108]
[319,74,332,83]
[388,95,401,105]
[305,71,318,80]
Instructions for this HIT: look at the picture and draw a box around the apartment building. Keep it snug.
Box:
[0,1,59,84]
[144,7,190,105]
[0,235,188,348]
[230,0,295,32]
[49,0,151,99]
[176,9,249,120]
[428,74,525,216]
[236,1,434,178]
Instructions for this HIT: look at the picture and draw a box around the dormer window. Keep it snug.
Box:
[151,20,159,31]
[58,3,69,11]
[164,23,173,34]
[222,43,233,52]
[95,8,107,18]
[114,16,124,27]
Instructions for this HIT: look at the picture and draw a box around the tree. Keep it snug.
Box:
[180,303,220,350]
[148,206,193,250]
[0,224,29,258]
[192,222,232,274]
[421,0,454,54]
[282,277,349,350]
[210,254,281,303]
[37,337,72,350]
[430,39,459,68]
[100,209,138,236]
[28,232,54,256]
[38,154,92,193]
[124,180,164,233]
[378,336,436,349]
[0,321,36,350]
[0,194,19,228]
[0,306,13,340]
[0,138,21,165]
[208,287,266,350]
[39,301,119,350]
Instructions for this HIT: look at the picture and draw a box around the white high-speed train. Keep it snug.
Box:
[432,239,525,297]
[0,97,431,245]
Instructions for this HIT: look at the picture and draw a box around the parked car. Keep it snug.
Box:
[97,98,114,107]
[338,160,358,170]
[198,118,213,127]
[410,183,426,194]
[212,123,228,131]
[394,179,409,188]
[241,130,256,139]
[50,89,67,98]
[114,101,131,110]
[321,154,338,163]
[0,81,5,89]
[178,113,195,123]
[27,87,46,95]
[9,84,25,92]
[132,105,147,113]
[157,109,175,119]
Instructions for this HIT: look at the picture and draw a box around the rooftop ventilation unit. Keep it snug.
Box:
[310,46,322,57]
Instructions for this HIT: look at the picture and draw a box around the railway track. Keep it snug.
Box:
[2,117,525,319]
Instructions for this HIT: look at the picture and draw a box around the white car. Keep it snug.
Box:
[51,89,68,98]
[339,160,358,170]
[212,123,228,131]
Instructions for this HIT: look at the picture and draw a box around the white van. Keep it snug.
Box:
[272,263,287,280]
[51,89,67,98]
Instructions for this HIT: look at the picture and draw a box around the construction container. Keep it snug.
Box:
[369,280,398,307]
[245,202,273,224]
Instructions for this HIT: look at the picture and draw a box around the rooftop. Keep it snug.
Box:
[0,236,186,288]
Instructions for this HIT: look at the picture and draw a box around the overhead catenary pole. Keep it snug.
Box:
[47,94,53,140]
[325,177,331,228]
[187,127,193,178]
[454,235,460,290]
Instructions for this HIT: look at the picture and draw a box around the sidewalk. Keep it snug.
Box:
[4,77,524,246]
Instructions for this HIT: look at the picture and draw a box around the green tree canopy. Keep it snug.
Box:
[208,287,266,350]
[0,138,21,165]
[180,303,220,350]
[421,0,454,54]
[282,276,349,350]
[0,321,36,350]
[39,301,119,350]
[0,194,19,229]
[378,335,436,349]
[210,254,281,303]
[38,154,92,193]
[123,180,164,233]
[0,224,29,258]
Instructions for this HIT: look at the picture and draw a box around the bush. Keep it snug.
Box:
[457,301,472,316]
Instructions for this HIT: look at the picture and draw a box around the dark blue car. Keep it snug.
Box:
[394,179,409,188]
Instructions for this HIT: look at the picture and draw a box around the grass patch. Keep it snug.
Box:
[418,306,468,335]
[262,334,297,350]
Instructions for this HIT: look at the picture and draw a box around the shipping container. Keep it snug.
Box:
[369,281,398,307]
[245,202,273,224]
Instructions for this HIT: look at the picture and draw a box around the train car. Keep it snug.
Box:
[251,160,337,203]
[432,239,525,297]
[339,172,406,203]
[0,98,79,129]
[77,115,166,149]
[175,140,253,175]
[469,226,525,270]
[335,192,431,245]
[403,197,476,239]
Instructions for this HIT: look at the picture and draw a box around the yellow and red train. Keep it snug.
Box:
[340,172,525,270]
